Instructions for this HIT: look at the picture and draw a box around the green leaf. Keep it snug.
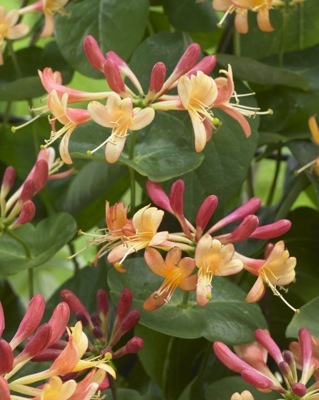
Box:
[240,0,319,59]
[0,213,77,276]
[55,0,149,77]
[286,297,319,339]
[162,0,218,32]
[108,258,266,344]
[0,43,73,101]
[216,54,308,90]
[204,377,278,400]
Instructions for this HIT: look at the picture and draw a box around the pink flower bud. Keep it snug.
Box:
[97,289,109,318]
[292,383,307,397]
[187,55,217,77]
[104,59,126,95]
[19,180,36,202]
[32,159,49,193]
[121,310,140,332]
[93,326,104,339]
[31,348,62,362]
[0,377,10,400]
[84,36,106,72]
[278,361,294,385]
[146,180,173,213]
[115,289,133,320]
[13,200,36,226]
[254,329,283,365]
[46,302,70,348]
[299,328,314,384]
[195,195,218,240]
[208,197,261,234]
[113,336,144,358]
[0,303,4,337]
[91,313,102,327]
[14,323,52,365]
[10,294,45,350]
[60,289,92,327]
[213,342,255,373]
[169,180,192,237]
[148,62,166,93]
[241,368,274,390]
[1,166,15,199]
[250,219,291,240]
[0,340,14,374]
[174,43,201,76]
[218,215,259,243]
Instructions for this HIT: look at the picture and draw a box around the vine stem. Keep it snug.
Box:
[266,147,282,206]
[6,40,22,79]
[128,131,138,216]
[109,376,118,400]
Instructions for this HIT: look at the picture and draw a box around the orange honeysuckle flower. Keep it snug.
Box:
[38,376,77,399]
[243,241,297,311]
[107,204,168,268]
[44,90,91,164]
[177,71,219,152]
[0,7,29,65]
[19,0,68,38]
[143,247,197,310]
[214,65,272,137]
[195,235,243,306]
[88,94,155,163]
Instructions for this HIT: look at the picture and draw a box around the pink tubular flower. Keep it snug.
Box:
[214,328,319,398]
[88,94,155,163]
[0,7,29,65]
[143,247,197,310]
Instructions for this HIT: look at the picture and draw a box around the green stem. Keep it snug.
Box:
[162,336,175,400]
[180,291,190,307]
[246,165,255,199]
[109,376,117,400]
[6,40,22,79]
[233,30,241,57]
[128,131,138,215]
[266,147,282,206]
[28,268,34,299]
[278,6,289,67]
[2,101,12,127]
[6,229,32,259]
[68,241,80,274]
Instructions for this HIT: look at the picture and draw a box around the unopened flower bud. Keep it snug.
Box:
[10,294,45,350]
[1,166,15,199]
[75,311,90,327]
[187,55,217,77]
[292,383,307,397]
[115,289,133,320]
[14,323,52,365]
[175,43,201,76]
[0,340,14,374]
[0,303,5,337]
[60,289,92,327]
[121,310,140,332]
[148,62,166,94]
[91,313,102,327]
[250,219,292,240]
[97,289,109,317]
[224,215,259,243]
[283,350,298,382]
[46,302,70,348]
[93,326,104,339]
[241,368,273,390]
[84,36,106,72]
[104,59,126,95]
[19,180,36,202]
[113,336,144,358]
[0,376,11,400]
[278,361,294,385]
[195,195,218,240]
[12,200,36,227]
[32,159,49,193]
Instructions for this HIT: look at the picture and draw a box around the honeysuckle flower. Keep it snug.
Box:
[213,0,280,33]
[143,247,197,310]
[231,391,255,400]
[0,147,69,233]
[88,94,155,163]
[0,7,29,65]
[195,235,243,306]
[177,71,219,152]
[60,288,143,366]
[238,241,297,311]
[214,328,319,399]
[44,90,91,164]
[19,0,69,38]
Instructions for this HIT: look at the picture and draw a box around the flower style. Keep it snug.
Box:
[143,247,198,310]
[19,0,69,38]
[88,94,155,163]
[44,90,91,164]
[195,235,243,306]
[0,7,29,65]
[177,71,219,152]
[239,241,297,311]
[214,328,319,399]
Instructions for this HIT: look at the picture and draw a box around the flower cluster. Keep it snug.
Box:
[0,1,68,65]
[14,35,271,165]
[0,293,115,399]
[212,0,303,34]
[75,178,297,311]
[214,328,319,399]
[0,148,70,234]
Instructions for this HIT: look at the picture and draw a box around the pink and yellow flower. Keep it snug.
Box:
[0,7,29,65]
[143,247,197,310]
[88,94,155,163]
